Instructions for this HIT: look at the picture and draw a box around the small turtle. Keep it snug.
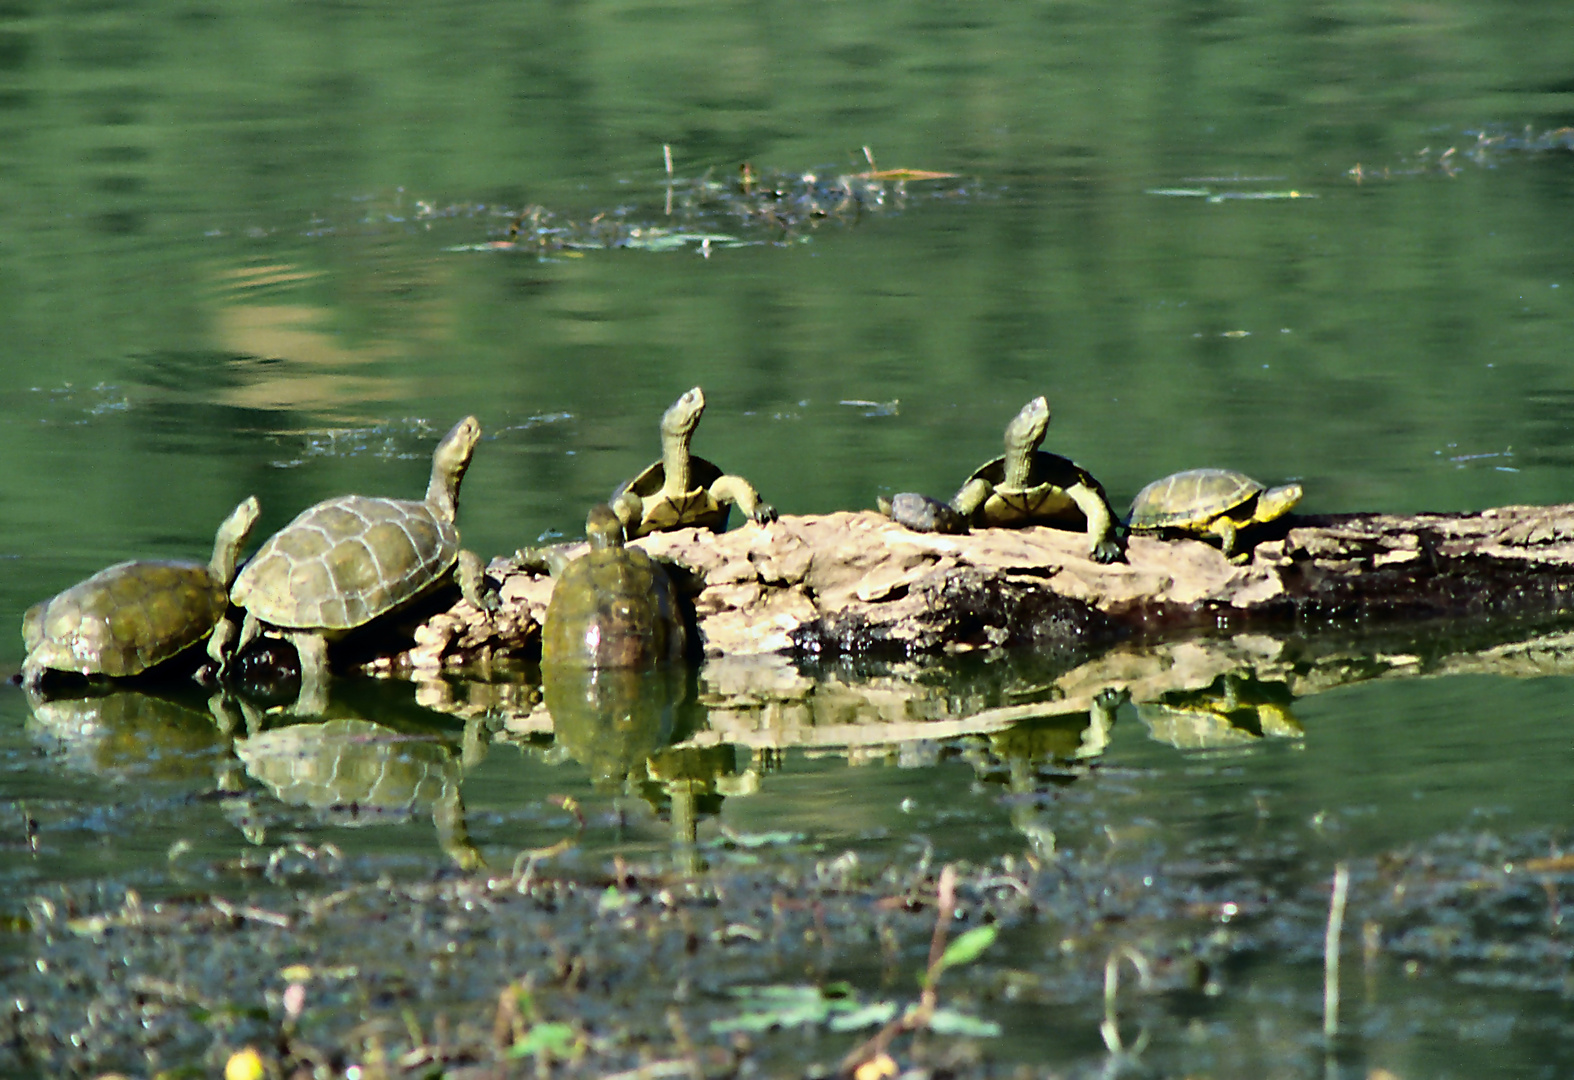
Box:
[881,396,1122,563]
[1127,468,1302,561]
[541,504,688,669]
[610,386,776,539]
[21,497,261,689]
[210,416,491,707]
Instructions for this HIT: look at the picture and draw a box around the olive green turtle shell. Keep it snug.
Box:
[22,560,232,678]
[542,539,687,669]
[612,455,732,534]
[233,495,459,630]
[1128,468,1270,530]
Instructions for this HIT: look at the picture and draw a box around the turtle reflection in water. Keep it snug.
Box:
[1138,674,1303,750]
[879,396,1123,563]
[21,496,260,690]
[24,687,236,784]
[970,689,1126,859]
[234,716,487,870]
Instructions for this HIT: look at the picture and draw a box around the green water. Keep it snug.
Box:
[3,1,1574,1076]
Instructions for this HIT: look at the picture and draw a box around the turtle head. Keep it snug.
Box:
[585,503,624,551]
[426,416,483,520]
[661,387,706,444]
[1257,482,1304,522]
[209,495,262,584]
[1004,396,1052,454]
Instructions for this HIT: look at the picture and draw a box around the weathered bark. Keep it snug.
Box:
[373,504,1574,675]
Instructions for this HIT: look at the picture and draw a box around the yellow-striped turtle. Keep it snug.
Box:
[1127,468,1302,562]
[210,416,491,705]
[881,396,1123,563]
[541,504,687,669]
[610,386,776,539]
[21,497,260,689]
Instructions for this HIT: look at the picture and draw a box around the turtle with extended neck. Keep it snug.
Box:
[610,386,776,539]
[210,416,492,710]
[22,496,260,689]
[880,396,1123,563]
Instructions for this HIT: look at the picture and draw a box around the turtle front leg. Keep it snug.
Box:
[286,631,331,715]
[610,490,647,539]
[1211,518,1246,562]
[207,614,237,676]
[456,550,499,613]
[949,477,994,523]
[1063,481,1124,564]
[709,474,777,525]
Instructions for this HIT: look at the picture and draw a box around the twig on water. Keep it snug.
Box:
[664,144,675,216]
[838,864,959,1076]
[1324,862,1350,1039]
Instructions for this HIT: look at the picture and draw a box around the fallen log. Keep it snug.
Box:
[373,503,1574,673]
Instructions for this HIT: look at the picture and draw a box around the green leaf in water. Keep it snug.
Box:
[930,925,997,980]
[826,1001,899,1032]
[507,1022,577,1058]
[924,1008,1002,1038]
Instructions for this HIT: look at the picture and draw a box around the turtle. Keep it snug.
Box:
[880,396,1123,563]
[1126,468,1302,562]
[234,715,486,870]
[610,386,776,539]
[20,496,261,690]
[210,416,492,709]
[541,503,688,669]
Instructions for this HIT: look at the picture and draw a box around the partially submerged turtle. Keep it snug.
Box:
[881,396,1123,563]
[21,496,260,689]
[210,416,492,707]
[541,503,688,669]
[1127,468,1302,561]
[610,386,776,539]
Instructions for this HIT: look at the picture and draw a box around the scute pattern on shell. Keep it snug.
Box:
[1130,468,1264,529]
[24,560,228,677]
[233,495,457,630]
[543,546,685,669]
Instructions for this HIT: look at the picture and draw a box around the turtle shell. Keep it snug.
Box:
[1128,469,1266,531]
[542,543,686,669]
[232,495,458,630]
[22,560,230,678]
[612,455,730,533]
[235,718,459,825]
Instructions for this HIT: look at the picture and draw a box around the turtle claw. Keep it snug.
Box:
[750,502,779,526]
[1092,538,1125,564]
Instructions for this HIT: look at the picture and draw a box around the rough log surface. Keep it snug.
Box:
[375,504,1574,674]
